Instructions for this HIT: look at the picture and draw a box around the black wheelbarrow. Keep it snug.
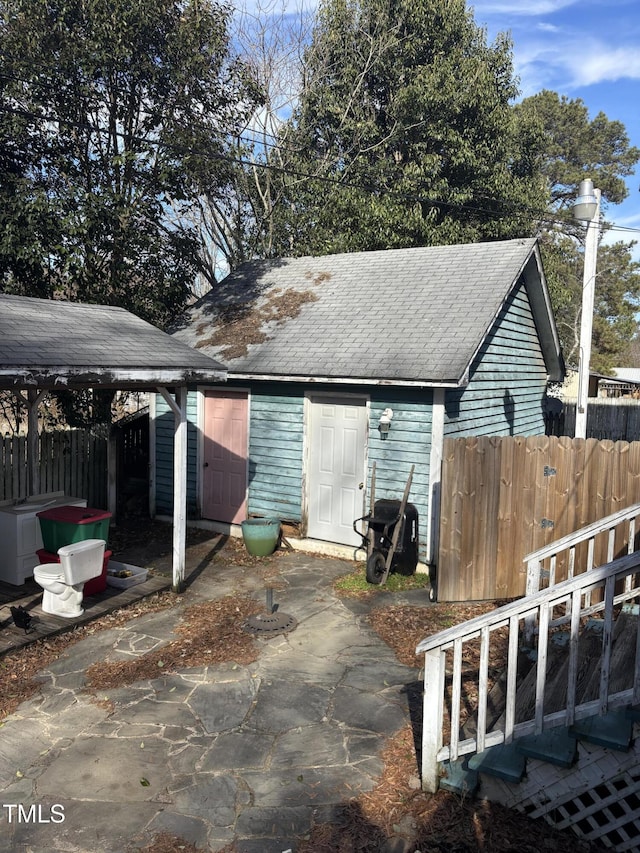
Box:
[353,464,417,585]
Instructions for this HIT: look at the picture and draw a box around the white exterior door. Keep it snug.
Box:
[307,395,368,546]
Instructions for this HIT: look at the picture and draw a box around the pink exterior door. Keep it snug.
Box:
[202,391,248,524]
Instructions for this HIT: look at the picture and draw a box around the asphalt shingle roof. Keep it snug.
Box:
[0,294,226,390]
[173,237,550,385]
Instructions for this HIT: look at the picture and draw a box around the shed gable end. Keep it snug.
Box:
[444,278,548,438]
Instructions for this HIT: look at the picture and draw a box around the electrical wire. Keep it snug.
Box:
[1,94,639,239]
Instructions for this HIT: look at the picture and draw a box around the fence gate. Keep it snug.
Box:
[437,435,640,602]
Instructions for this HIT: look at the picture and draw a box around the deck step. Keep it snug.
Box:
[439,759,478,795]
[468,742,526,783]
[569,710,634,751]
[516,727,578,767]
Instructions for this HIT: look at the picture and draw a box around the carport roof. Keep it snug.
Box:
[0,294,227,390]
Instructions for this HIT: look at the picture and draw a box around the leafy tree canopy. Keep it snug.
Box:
[541,234,640,373]
[264,0,547,256]
[516,90,640,372]
[0,0,259,327]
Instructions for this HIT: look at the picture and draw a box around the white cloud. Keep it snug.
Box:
[567,46,640,86]
[510,34,640,96]
[471,0,578,16]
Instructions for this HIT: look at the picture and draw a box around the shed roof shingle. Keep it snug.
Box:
[173,237,558,385]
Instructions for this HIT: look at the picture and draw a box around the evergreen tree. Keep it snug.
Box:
[264,0,547,255]
[542,236,640,373]
[516,90,640,371]
[515,90,639,215]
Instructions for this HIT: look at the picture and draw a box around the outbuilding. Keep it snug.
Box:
[152,237,564,570]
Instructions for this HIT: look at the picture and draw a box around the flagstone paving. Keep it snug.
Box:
[0,553,424,852]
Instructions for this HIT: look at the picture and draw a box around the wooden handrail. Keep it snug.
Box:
[417,550,640,654]
[522,502,640,565]
[524,502,640,600]
[416,550,640,793]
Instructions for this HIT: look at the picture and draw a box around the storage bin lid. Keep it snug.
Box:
[36,505,112,523]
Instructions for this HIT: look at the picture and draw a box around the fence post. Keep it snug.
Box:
[107,429,118,518]
[421,648,446,793]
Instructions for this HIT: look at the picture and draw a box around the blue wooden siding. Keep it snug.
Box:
[154,392,200,517]
[153,384,434,558]
[247,387,304,520]
[444,280,548,438]
[245,384,432,533]
[246,385,433,554]
[366,389,433,555]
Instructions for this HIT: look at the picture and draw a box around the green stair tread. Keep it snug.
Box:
[440,759,478,795]
[468,743,525,783]
[516,727,577,767]
[569,710,633,751]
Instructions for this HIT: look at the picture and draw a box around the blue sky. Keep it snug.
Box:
[471,0,640,249]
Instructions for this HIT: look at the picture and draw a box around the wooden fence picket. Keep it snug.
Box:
[1,429,107,507]
[438,435,640,602]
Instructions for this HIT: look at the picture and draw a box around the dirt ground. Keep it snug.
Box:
[0,521,608,853]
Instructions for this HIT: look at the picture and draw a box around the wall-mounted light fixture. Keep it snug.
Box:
[378,408,393,439]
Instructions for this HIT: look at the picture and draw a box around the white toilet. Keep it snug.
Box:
[34,539,106,618]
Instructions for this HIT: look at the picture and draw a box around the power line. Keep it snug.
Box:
[1,100,639,241]
[0,102,538,215]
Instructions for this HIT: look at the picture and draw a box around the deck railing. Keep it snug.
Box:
[524,502,640,599]
[416,549,640,793]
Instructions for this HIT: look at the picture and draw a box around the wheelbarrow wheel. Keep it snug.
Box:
[366,550,386,584]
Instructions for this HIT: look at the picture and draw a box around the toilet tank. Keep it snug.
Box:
[58,539,106,585]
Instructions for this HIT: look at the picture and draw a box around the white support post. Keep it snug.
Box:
[426,387,445,571]
[524,557,541,644]
[575,186,600,440]
[158,385,188,592]
[421,647,446,793]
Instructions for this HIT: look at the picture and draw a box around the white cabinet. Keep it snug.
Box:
[0,492,87,585]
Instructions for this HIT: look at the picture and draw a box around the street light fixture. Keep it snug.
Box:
[572,178,600,439]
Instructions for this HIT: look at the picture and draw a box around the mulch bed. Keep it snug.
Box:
[85,595,263,689]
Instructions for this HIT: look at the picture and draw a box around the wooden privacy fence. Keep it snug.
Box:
[559,398,640,441]
[1,429,108,508]
[437,435,640,602]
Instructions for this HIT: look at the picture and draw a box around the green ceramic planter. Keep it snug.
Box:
[241,518,281,557]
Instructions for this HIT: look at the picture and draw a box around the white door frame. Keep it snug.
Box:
[302,391,370,542]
